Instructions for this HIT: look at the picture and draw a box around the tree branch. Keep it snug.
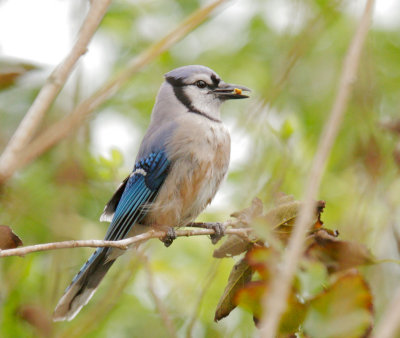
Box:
[258,0,375,336]
[373,275,400,337]
[0,0,112,182]
[0,227,252,258]
[0,0,228,184]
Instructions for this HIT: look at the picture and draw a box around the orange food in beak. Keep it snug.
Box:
[234,88,242,95]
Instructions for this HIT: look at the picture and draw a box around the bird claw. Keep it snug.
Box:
[207,223,225,244]
[160,227,176,247]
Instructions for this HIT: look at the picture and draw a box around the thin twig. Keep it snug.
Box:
[258,1,375,336]
[0,0,228,184]
[0,0,112,182]
[0,227,252,258]
[373,287,400,338]
[140,253,178,338]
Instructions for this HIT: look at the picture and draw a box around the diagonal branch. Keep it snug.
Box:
[0,0,112,182]
[0,0,228,184]
[373,286,400,338]
[0,227,252,258]
[258,0,375,336]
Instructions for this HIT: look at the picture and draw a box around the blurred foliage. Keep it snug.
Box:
[214,195,375,336]
[1,0,400,337]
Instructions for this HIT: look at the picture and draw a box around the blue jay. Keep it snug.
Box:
[53,65,250,321]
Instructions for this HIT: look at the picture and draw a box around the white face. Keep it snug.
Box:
[183,82,223,119]
[165,66,249,121]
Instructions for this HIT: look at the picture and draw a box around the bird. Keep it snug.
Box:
[53,65,250,321]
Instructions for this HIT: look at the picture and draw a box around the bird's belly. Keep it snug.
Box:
[143,123,230,227]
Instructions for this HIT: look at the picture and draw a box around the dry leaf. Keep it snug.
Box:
[0,225,23,249]
[213,235,252,258]
[214,258,253,321]
[230,197,263,227]
[0,60,38,89]
[245,246,278,280]
[235,280,306,334]
[306,229,374,273]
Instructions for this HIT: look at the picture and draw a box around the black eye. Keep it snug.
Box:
[196,80,207,88]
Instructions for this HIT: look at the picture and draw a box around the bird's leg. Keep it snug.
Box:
[154,225,177,247]
[206,222,225,244]
[162,227,176,247]
[187,222,225,244]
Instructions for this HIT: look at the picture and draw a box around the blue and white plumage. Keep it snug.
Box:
[53,65,250,321]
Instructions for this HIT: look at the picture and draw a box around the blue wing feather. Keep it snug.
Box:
[104,150,170,242]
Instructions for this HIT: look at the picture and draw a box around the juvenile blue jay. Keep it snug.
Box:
[53,65,250,321]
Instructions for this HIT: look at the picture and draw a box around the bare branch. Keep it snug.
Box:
[258,0,375,336]
[0,0,112,182]
[0,227,252,258]
[0,0,228,184]
[373,286,400,338]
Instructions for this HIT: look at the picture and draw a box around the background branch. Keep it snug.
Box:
[0,0,227,184]
[0,227,251,258]
[259,0,375,336]
[373,277,400,337]
[0,0,112,182]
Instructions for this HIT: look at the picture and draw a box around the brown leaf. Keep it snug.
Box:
[245,246,278,280]
[304,272,373,338]
[263,199,325,242]
[235,280,306,334]
[18,304,53,337]
[0,60,38,90]
[214,258,253,321]
[234,281,265,319]
[230,197,263,227]
[306,229,374,273]
[0,225,23,249]
[213,235,252,258]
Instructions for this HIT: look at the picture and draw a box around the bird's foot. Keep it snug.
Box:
[207,222,225,244]
[160,227,176,247]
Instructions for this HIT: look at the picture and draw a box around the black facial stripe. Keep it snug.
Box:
[211,74,220,87]
[165,76,185,87]
[171,85,221,123]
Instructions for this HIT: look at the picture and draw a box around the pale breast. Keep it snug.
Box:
[143,114,230,227]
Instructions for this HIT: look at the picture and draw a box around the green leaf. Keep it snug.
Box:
[304,272,373,338]
[111,148,124,167]
[214,258,253,321]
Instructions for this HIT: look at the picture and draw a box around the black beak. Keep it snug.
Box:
[213,82,251,99]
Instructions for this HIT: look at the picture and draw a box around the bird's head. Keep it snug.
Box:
[164,65,250,121]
